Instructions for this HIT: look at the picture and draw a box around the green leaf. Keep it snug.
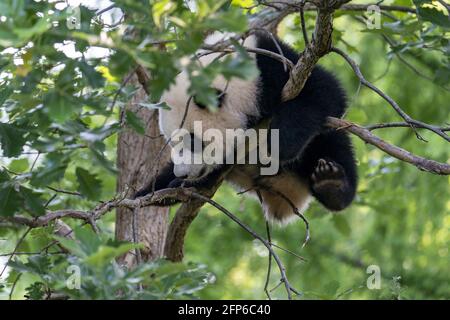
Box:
[9,255,51,275]
[13,16,51,41]
[8,158,29,173]
[73,226,102,255]
[0,87,13,106]
[78,61,105,88]
[147,53,179,102]
[205,7,248,32]
[139,102,171,110]
[89,147,117,173]
[52,235,86,258]
[84,243,140,267]
[0,185,21,217]
[21,187,46,216]
[125,111,146,135]
[44,91,77,123]
[24,282,46,300]
[220,55,259,80]
[75,167,102,200]
[31,153,68,186]
[435,66,450,86]
[0,123,27,157]
[416,5,450,28]
[152,0,177,28]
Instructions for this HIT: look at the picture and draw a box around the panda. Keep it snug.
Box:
[135,32,358,224]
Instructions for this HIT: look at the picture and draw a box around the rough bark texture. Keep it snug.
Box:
[281,8,334,101]
[164,200,205,262]
[115,72,170,266]
[164,168,231,262]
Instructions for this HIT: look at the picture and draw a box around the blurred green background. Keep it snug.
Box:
[0,0,449,299]
[184,14,450,299]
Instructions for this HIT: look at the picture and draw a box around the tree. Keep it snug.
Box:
[115,70,170,265]
[0,0,449,300]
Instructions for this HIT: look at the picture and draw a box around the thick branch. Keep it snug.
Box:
[281,0,350,101]
[164,167,233,262]
[259,1,416,14]
[0,188,190,229]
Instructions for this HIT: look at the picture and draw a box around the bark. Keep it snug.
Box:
[115,72,170,266]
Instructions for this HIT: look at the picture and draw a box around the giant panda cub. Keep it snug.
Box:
[135,32,358,223]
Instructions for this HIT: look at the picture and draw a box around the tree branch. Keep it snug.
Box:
[366,122,450,132]
[164,167,234,262]
[327,117,450,175]
[331,47,450,143]
[187,191,299,300]
[281,0,350,101]
[257,1,417,14]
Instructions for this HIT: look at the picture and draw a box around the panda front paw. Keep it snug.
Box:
[311,159,346,191]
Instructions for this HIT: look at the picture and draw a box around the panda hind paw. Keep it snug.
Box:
[311,159,346,190]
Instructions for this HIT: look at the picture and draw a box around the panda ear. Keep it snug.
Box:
[193,89,226,110]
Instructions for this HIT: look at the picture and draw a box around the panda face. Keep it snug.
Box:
[158,35,261,180]
[158,60,260,141]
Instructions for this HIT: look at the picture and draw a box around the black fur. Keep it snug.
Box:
[136,33,358,212]
[134,162,178,205]
[290,130,357,211]
[253,34,357,211]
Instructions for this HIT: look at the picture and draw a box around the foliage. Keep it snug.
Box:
[0,0,449,300]
[5,226,214,299]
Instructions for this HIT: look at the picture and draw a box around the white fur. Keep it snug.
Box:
[159,34,260,175]
[227,166,312,224]
[159,34,260,141]
[158,33,312,223]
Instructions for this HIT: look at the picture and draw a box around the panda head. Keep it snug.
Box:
[158,36,260,180]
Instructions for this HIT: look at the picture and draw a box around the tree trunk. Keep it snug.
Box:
[115,72,170,266]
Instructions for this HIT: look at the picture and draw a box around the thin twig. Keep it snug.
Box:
[46,186,81,197]
[0,227,32,278]
[299,0,309,45]
[9,273,22,300]
[188,191,299,300]
[327,117,450,175]
[264,221,273,300]
[331,47,450,143]
[366,122,450,132]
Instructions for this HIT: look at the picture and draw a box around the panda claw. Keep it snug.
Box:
[311,159,346,186]
[331,164,339,173]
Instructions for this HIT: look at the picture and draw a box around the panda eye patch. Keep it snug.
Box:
[187,133,206,152]
[193,89,226,110]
